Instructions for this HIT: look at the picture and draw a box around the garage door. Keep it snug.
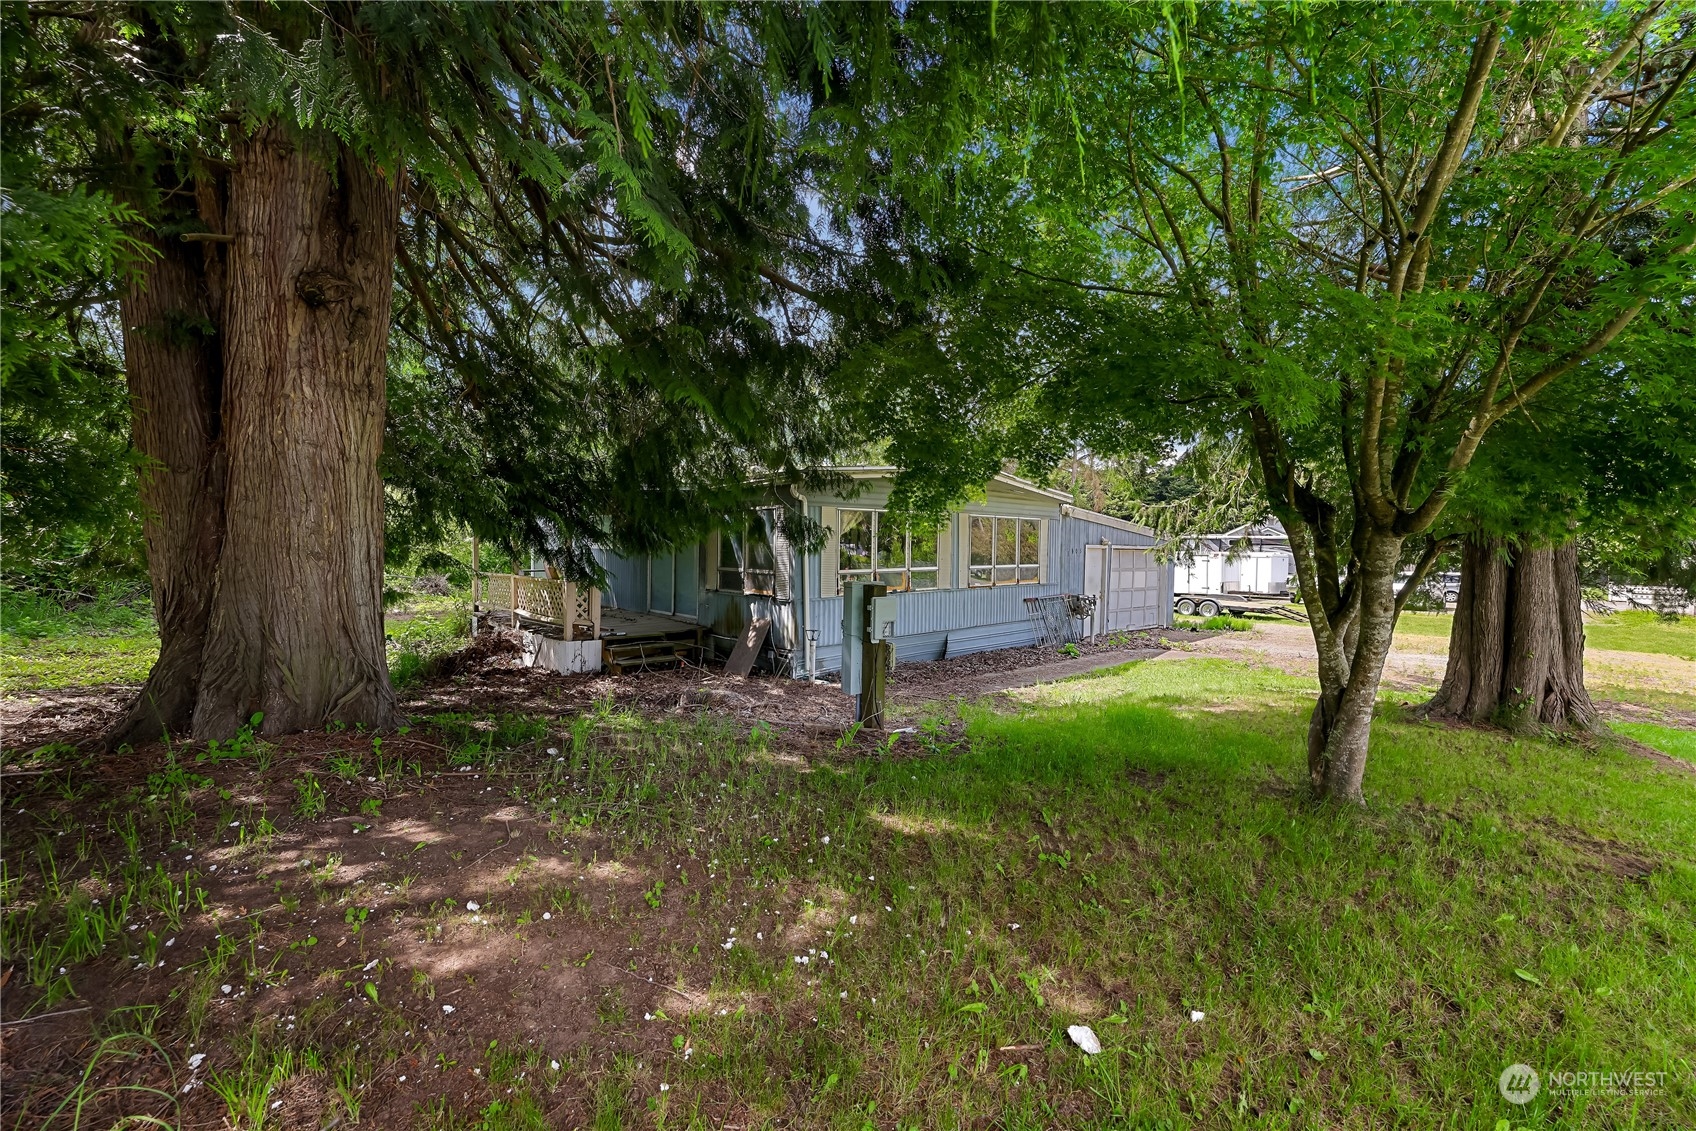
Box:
[1083,546,1162,635]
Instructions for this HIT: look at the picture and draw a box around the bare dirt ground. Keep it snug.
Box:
[0,629,1199,757]
[0,722,839,1127]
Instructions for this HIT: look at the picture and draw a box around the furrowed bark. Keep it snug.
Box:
[1426,538,1597,730]
[191,129,399,739]
[104,232,227,750]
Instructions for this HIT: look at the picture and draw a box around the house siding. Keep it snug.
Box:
[589,473,1173,679]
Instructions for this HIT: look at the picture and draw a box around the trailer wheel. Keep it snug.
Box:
[1176,598,1196,616]
[1198,599,1220,617]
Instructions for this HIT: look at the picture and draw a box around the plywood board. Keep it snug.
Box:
[723,616,771,677]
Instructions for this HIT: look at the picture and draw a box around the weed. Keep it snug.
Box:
[198,713,268,766]
[326,749,364,780]
[209,1035,293,1129]
[293,774,327,820]
[36,1029,181,1128]
[333,1054,367,1121]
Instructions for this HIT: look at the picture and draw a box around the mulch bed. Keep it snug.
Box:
[888,628,1199,700]
[1,628,1197,758]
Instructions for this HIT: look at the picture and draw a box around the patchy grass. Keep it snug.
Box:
[3,658,1691,1128]
[1,585,159,693]
[1612,721,1696,762]
[0,586,473,693]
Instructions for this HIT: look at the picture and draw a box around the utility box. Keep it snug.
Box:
[842,580,894,727]
[870,595,898,643]
[841,580,868,694]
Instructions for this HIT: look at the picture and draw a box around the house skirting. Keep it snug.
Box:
[521,633,602,675]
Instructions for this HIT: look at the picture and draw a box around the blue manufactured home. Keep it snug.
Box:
[583,467,1173,678]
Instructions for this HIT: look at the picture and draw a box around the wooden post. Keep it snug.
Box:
[857,582,890,728]
[471,536,481,611]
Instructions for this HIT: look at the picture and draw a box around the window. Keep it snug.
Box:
[837,510,939,594]
[718,516,776,594]
[969,516,1041,586]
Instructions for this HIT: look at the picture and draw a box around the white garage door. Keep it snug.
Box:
[1083,545,1162,635]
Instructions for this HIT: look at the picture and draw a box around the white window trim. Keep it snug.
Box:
[715,516,778,595]
[966,515,1045,587]
[834,508,943,595]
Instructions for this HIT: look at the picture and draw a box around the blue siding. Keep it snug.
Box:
[588,481,1172,680]
[810,583,1066,650]
[594,549,649,610]
[797,510,1172,678]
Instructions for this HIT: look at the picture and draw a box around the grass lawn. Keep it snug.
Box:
[0,587,470,694]
[0,630,160,693]
[1396,610,1696,661]
[0,587,159,693]
[3,658,1691,1128]
[1612,721,1696,762]
[1585,612,1696,660]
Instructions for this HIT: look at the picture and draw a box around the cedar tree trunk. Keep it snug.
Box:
[1426,538,1597,730]
[106,128,399,746]
[105,223,228,749]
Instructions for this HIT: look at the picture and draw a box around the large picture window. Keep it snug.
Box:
[718,514,776,594]
[969,516,1041,586]
[837,510,939,594]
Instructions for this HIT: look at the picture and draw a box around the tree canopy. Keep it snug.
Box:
[3,1,877,586]
[821,1,1696,799]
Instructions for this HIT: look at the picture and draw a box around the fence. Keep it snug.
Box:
[475,573,602,641]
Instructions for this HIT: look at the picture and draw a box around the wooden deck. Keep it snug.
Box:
[599,606,699,641]
[598,607,703,673]
[477,573,707,672]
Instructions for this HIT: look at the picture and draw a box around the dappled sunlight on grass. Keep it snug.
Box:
[0,631,159,692]
[5,656,1693,1127]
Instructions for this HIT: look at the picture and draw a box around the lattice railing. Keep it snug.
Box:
[476,574,601,641]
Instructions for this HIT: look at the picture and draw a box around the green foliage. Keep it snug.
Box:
[1054,439,1269,541]
[0,585,158,692]
[1198,614,1251,633]
[292,775,326,822]
[386,603,471,689]
[11,3,881,601]
[0,9,148,589]
[0,584,152,641]
[819,2,1696,793]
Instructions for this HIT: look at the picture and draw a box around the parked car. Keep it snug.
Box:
[1397,569,1460,607]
